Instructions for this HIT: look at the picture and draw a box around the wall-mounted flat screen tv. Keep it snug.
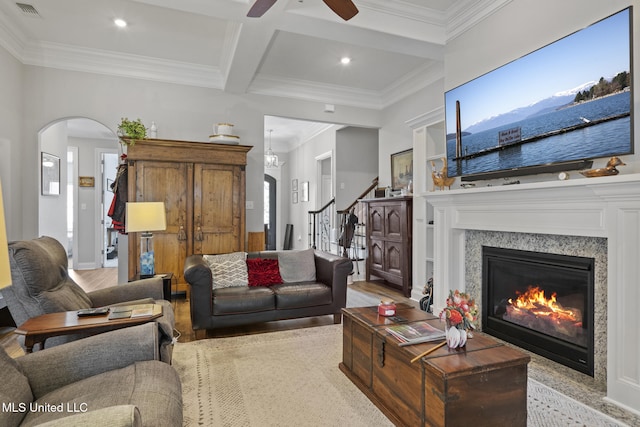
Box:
[445,7,633,180]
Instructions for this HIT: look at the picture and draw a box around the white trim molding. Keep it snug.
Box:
[422,173,640,415]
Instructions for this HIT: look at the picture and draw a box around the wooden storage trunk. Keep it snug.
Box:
[340,305,530,427]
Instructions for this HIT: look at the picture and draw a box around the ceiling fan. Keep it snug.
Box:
[247,0,358,21]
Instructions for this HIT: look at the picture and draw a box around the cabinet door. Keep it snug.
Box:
[134,161,190,282]
[193,163,245,255]
[384,240,403,277]
[369,204,385,237]
[384,203,404,240]
[369,238,384,272]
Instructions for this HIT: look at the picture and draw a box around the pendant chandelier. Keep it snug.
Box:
[264,129,279,169]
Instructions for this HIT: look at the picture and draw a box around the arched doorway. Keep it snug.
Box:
[38,118,120,271]
[264,174,277,250]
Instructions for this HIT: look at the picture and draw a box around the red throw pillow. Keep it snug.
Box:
[246,258,283,287]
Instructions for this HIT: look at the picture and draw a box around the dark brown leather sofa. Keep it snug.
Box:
[184,250,352,339]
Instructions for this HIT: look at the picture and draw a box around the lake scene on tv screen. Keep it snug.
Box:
[445,7,632,178]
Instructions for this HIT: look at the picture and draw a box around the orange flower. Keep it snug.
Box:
[447,309,463,325]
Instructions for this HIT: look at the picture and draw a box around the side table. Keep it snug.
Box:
[14,305,163,353]
[133,273,174,301]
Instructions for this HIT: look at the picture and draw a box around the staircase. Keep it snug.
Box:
[308,178,378,279]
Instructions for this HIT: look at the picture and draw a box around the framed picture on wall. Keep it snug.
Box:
[292,178,298,191]
[391,149,413,191]
[41,152,60,196]
[292,192,298,204]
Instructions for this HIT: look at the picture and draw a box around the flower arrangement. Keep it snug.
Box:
[439,289,478,331]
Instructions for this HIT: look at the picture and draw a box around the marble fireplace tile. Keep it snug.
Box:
[465,230,607,386]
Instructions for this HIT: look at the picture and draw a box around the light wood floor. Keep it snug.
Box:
[1,267,417,356]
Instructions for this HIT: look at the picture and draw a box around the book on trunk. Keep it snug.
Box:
[385,321,446,346]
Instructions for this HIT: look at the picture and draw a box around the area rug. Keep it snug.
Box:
[172,325,627,427]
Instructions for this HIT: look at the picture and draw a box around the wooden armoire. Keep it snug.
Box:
[126,139,252,293]
[361,196,412,297]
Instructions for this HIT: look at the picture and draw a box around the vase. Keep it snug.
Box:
[445,324,467,349]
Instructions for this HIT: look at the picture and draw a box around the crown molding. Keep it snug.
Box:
[380,61,444,108]
[0,9,27,61]
[249,74,384,109]
[405,106,445,129]
[19,41,223,88]
[446,0,513,41]
[359,0,446,25]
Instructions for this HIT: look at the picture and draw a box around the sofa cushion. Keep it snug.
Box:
[246,258,283,287]
[20,361,182,427]
[271,282,332,310]
[0,348,33,427]
[213,287,275,315]
[277,248,316,282]
[203,252,248,289]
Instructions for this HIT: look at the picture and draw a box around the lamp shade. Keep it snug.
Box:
[0,178,11,289]
[126,202,167,233]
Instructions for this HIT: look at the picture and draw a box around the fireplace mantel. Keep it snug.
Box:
[421,173,640,414]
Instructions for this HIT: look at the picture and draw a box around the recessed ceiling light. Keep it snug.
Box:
[114,18,127,28]
[340,56,351,65]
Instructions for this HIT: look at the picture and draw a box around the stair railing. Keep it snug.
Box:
[336,177,378,258]
[308,198,336,252]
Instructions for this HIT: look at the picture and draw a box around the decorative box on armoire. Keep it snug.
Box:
[126,139,252,293]
[361,196,412,297]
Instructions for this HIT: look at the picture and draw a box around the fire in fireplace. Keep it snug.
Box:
[482,246,594,376]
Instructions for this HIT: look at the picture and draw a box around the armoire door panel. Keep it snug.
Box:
[193,163,242,255]
[134,161,189,280]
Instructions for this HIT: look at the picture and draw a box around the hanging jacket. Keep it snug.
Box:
[108,163,128,233]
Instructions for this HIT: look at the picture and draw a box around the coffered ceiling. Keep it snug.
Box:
[0,0,509,144]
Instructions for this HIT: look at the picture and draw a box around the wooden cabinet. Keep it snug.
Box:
[127,139,251,292]
[362,196,412,297]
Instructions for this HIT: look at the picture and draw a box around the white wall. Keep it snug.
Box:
[39,122,68,248]
[12,65,382,242]
[378,78,445,188]
[335,127,379,210]
[286,128,336,249]
[0,45,23,242]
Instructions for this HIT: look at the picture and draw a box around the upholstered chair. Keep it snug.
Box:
[3,236,175,362]
[0,323,182,427]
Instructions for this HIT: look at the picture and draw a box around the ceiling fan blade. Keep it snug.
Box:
[323,0,359,21]
[247,0,278,18]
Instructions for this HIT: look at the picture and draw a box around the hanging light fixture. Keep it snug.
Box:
[264,129,279,168]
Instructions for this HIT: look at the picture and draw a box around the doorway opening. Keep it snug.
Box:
[39,117,120,273]
[102,152,119,267]
[264,174,277,250]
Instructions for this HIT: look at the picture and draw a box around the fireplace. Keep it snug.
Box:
[482,246,594,376]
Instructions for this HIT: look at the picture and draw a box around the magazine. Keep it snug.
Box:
[385,321,446,346]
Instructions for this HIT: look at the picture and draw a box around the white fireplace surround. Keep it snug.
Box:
[423,173,640,415]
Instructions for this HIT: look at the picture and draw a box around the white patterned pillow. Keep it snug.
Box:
[203,252,248,289]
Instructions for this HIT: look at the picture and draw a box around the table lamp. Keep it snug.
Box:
[0,178,11,289]
[126,202,167,278]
